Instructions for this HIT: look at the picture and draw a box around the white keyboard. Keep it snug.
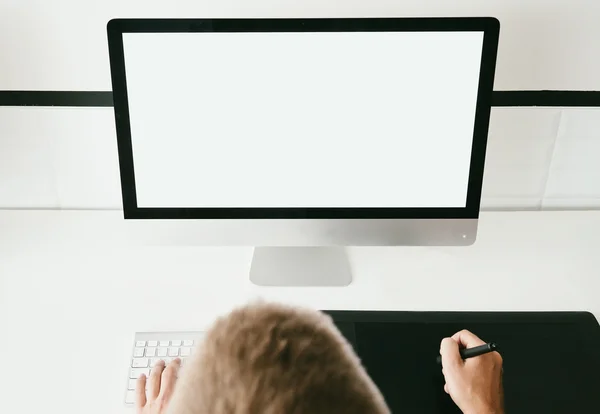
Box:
[125,331,204,405]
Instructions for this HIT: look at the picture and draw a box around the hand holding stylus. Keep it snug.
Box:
[436,342,498,364]
[440,330,504,414]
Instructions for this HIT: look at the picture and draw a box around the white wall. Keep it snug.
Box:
[2,0,600,90]
[1,0,600,210]
[484,108,600,210]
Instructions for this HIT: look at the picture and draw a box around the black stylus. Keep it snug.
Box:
[436,342,498,364]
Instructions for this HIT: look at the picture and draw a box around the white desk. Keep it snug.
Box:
[1,210,599,414]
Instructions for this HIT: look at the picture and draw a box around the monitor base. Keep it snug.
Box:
[249,247,352,287]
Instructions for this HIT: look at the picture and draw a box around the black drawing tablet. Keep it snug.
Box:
[326,311,600,414]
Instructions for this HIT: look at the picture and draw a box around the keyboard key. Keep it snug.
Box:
[130,368,150,379]
[133,348,145,357]
[135,341,146,347]
[159,341,169,347]
[171,340,182,346]
[163,357,173,364]
[145,348,156,357]
[125,390,136,404]
[157,348,167,357]
[132,358,149,368]
[127,379,150,391]
[150,358,161,368]
[168,347,179,357]
[180,347,191,357]
[148,340,158,347]
[183,340,194,346]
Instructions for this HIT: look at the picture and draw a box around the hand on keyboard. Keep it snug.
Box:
[126,334,202,406]
[135,358,181,414]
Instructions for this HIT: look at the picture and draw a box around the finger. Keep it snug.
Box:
[148,360,166,400]
[440,337,462,370]
[451,329,486,348]
[135,374,147,410]
[158,358,181,402]
[444,383,449,394]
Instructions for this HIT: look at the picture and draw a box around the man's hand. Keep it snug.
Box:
[440,330,504,414]
[135,358,181,414]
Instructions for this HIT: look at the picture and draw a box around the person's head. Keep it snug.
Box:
[167,302,390,414]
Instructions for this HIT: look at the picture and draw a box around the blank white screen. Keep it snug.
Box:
[123,31,483,208]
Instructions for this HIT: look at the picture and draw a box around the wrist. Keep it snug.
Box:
[463,403,503,414]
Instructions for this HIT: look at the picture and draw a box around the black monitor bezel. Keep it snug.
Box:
[107,17,500,219]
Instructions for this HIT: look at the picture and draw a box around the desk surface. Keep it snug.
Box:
[1,210,599,414]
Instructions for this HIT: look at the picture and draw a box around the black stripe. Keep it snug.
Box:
[492,90,600,107]
[1,90,600,108]
[0,91,113,107]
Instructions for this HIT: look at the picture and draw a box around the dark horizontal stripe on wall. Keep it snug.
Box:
[0,91,113,107]
[1,90,600,108]
[491,90,600,107]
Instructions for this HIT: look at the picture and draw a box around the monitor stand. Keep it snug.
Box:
[249,247,352,286]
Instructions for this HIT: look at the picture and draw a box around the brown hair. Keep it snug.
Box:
[167,302,390,414]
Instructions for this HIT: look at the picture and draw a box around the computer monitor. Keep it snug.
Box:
[107,18,499,286]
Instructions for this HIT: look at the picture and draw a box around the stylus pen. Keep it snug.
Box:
[436,342,498,364]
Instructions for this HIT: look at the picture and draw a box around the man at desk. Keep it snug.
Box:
[134,303,504,414]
